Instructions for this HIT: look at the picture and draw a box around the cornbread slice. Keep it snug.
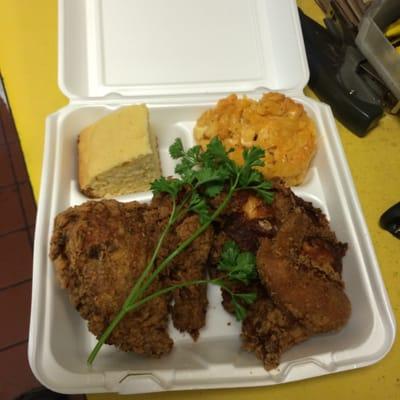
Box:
[78,105,161,198]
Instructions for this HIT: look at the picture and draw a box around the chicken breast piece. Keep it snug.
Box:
[50,199,173,357]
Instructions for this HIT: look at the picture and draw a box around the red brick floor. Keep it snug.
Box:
[0,81,85,400]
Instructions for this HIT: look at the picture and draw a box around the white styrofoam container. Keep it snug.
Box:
[28,0,396,395]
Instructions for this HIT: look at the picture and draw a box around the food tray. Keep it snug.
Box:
[28,0,395,395]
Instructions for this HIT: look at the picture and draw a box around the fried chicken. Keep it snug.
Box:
[50,180,350,369]
[207,185,282,314]
[161,214,213,340]
[256,212,351,334]
[208,181,350,369]
[50,199,173,357]
[241,294,309,369]
[244,211,350,370]
[50,197,213,357]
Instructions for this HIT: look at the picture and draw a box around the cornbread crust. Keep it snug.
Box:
[194,93,317,186]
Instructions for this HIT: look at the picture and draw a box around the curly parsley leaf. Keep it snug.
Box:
[174,145,202,184]
[242,147,266,169]
[218,240,240,269]
[235,147,274,204]
[201,137,237,175]
[150,176,183,198]
[169,138,185,159]
[203,183,224,198]
[218,241,257,284]
[253,181,274,203]
[238,147,265,187]
[238,169,264,187]
[234,292,257,305]
[188,192,211,224]
[203,136,232,162]
[194,166,229,197]
[231,292,258,321]
[216,240,258,321]
[232,296,247,321]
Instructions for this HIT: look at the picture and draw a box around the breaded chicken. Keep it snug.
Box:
[50,200,173,357]
[257,212,351,333]
[50,180,350,369]
[208,181,350,369]
[242,294,310,369]
[50,196,214,356]
[161,214,213,340]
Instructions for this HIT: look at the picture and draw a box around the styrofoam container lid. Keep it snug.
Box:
[59,0,309,99]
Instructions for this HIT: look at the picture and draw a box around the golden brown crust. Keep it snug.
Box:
[50,199,174,357]
[50,181,351,368]
[207,182,350,369]
[49,195,215,356]
[256,213,351,334]
[163,215,213,340]
[242,295,310,370]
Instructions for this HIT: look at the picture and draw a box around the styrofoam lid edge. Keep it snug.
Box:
[58,0,309,99]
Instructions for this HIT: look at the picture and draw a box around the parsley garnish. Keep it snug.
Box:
[87,137,273,365]
[218,241,257,285]
[215,240,258,320]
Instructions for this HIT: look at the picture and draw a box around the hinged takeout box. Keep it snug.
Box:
[28,0,395,395]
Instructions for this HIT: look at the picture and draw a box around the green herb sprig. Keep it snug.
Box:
[87,137,273,365]
[214,240,258,320]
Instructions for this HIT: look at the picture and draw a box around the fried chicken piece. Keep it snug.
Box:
[50,199,173,357]
[208,185,283,315]
[209,180,301,254]
[242,294,310,370]
[209,181,350,369]
[257,212,351,333]
[243,209,349,370]
[209,189,277,253]
[162,215,213,340]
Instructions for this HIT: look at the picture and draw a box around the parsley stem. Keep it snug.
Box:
[125,278,221,312]
[87,307,126,366]
[86,137,274,366]
[87,195,193,366]
[122,199,177,308]
[87,276,222,366]
[88,199,178,365]
[135,176,239,299]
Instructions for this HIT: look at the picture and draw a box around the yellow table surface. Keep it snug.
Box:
[0,1,399,399]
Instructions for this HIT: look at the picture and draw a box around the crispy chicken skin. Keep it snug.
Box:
[256,212,351,334]
[50,180,350,368]
[148,193,212,339]
[50,196,213,356]
[209,181,350,369]
[242,294,310,369]
[50,200,173,357]
[161,214,213,340]
[208,183,286,314]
